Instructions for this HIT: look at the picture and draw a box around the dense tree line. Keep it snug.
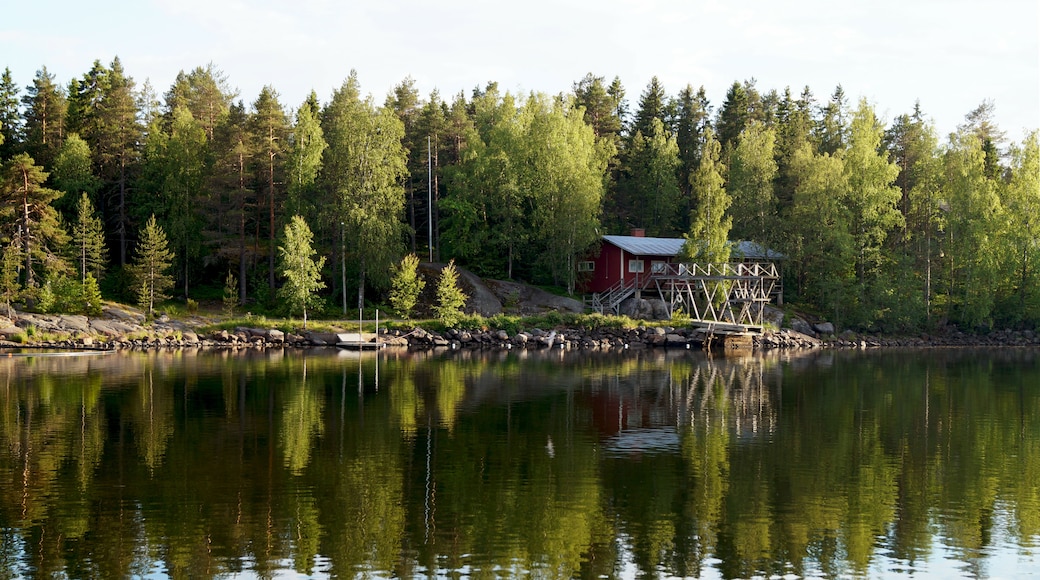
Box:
[0,59,1036,331]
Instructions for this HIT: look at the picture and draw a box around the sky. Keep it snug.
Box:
[2,0,1038,142]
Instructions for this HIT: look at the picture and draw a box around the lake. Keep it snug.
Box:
[0,346,1037,578]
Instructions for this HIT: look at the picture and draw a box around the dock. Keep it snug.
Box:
[335,333,384,350]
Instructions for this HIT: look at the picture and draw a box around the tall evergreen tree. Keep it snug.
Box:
[630,77,667,141]
[958,100,1006,180]
[0,68,21,160]
[94,58,142,267]
[884,103,943,324]
[617,117,681,236]
[672,85,711,232]
[815,85,849,155]
[387,77,426,253]
[21,67,67,168]
[680,128,731,264]
[414,90,449,260]
[163,64,236,140]
[130,214,174,318]
[573,73,623,145]
[209,101,254,302]
[715,81,750,154]
[250,86,288,291]
[71,192,107,283]
[0,153,68,287]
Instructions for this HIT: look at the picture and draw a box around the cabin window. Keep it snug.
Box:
[577,261,595,272]
[650,261,667,274]
[628,259,644,273]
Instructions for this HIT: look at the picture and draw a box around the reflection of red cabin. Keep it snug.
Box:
[578,230,784,294]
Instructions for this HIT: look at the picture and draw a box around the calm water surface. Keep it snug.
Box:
[0,347,1037,579]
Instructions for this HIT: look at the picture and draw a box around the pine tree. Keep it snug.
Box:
[389,253,424,319]
[0,153,68,287]
[278,215,325,329]
[250,86,289,291]
[0,68,21,160]
[21,67,67,168]
[71,192,108,283]
[130,214,174,318]
[434,259,466,327]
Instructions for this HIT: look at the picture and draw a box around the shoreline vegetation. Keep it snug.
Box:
[0,61,1037,342]
[2,303,1038,353]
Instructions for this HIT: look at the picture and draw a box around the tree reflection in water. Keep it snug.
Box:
[0,347,1036,578]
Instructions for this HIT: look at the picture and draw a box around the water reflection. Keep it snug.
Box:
[0,347,1036,578]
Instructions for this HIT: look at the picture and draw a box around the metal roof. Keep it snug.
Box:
[602,236,785,260]
[602,235,685,256]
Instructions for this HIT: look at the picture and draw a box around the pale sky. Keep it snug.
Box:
[2,0,1038,142]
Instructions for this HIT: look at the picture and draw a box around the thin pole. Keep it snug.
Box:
[428,135,433,262]
[341,222,346,315]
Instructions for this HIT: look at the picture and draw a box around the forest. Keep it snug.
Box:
[0,57,1037,332]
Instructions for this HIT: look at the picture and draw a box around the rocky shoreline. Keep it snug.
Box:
[1,306,1037,352]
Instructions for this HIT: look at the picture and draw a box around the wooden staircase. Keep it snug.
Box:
[586,278,638,315]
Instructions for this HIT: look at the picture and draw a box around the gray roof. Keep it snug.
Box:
[602,236,785,260]
[603,235,685,256]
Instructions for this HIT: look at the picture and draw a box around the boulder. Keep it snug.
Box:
[814,322,835,335]
[787,316,816,337]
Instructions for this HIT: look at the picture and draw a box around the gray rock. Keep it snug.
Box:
[788,316,816,337]
[59,315,90,333]
[814,322,835,335]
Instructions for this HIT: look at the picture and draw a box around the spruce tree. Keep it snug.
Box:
[434,259,466,327]
[130,215,174,318]
[72,192,108,283]
[389,253,424,319]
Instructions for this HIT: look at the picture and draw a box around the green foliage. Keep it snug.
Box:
[277,215,326,329]
[728,121,778,246]
[389,253,424,319]
[81,273,103,315]
[320,72,407,301]
[35,279,55,313]
[0,153,69,287]
[130,215,175,318]
[71,192,108,283]
[223,271,238,316]
[0,240,22,315]
[681,128,732,264]
[434,259,466,327]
